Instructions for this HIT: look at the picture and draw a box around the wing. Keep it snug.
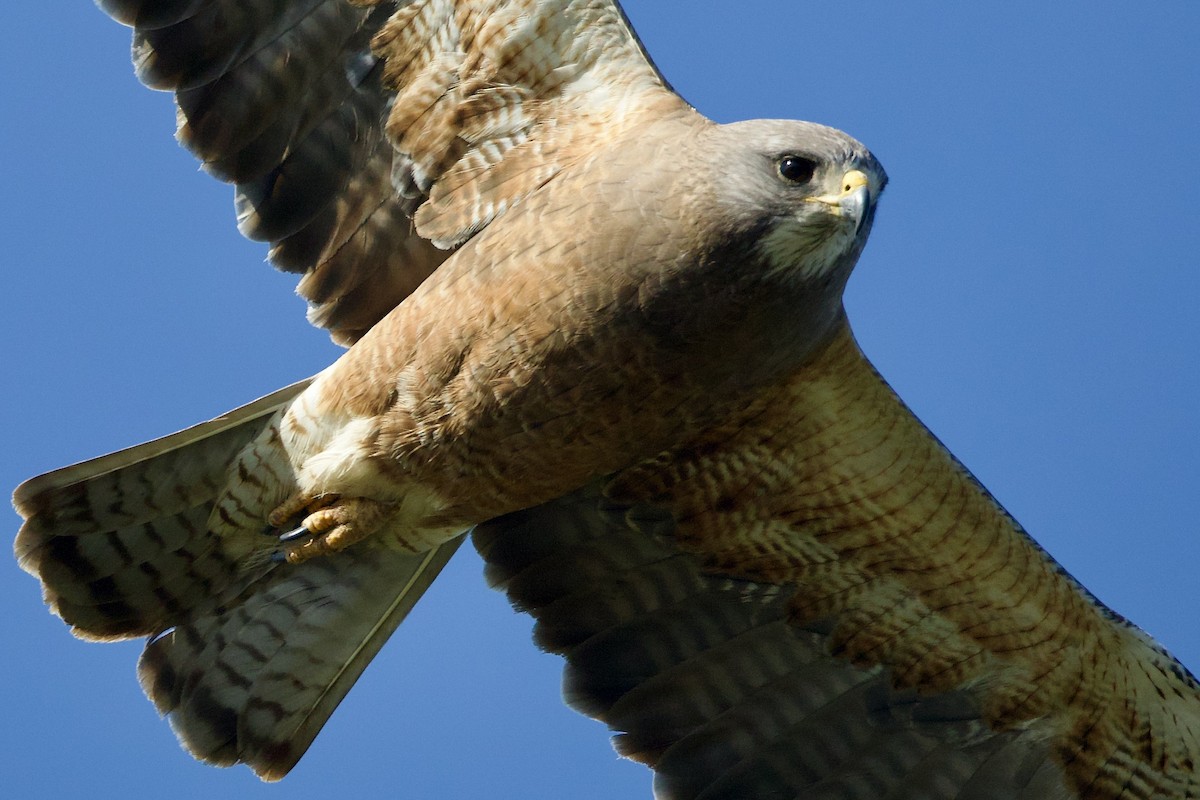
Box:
[99,0,683,344]
[475,320,1200,800]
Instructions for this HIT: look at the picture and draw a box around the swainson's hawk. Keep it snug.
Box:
[13,2,1199,798]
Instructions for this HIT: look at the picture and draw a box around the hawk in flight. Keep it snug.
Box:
[14,1,1200,798]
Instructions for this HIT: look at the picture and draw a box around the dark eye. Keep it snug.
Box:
[778,155,817,184]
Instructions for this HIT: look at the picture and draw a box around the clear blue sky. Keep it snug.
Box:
[2,2,1197,797]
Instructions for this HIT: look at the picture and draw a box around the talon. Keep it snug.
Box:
[269,551,289,564]
[267,492,341,529]
[275,497,398,564]
[278,525,311,543]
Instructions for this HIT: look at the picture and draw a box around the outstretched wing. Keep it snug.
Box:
[477,321,1200,800]
[99,0,683,344]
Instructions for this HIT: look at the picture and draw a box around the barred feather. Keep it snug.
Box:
[15,378,459,778]
[474,485,1073,799]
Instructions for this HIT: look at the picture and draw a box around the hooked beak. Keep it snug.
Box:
[805,169,872,235]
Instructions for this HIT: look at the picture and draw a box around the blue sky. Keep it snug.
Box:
[2,2,1198,797]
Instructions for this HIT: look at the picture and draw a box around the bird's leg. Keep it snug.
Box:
[267,494,396,564]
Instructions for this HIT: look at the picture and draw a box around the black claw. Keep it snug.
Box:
[269,551,289,564]
[278,525,311,543]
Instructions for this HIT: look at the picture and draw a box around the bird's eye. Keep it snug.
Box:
[777,155,817,184]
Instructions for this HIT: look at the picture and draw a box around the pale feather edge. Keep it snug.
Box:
[12,378,315,515]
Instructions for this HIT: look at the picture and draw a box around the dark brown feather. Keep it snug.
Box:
[101,0,446,345]
[474,483,1072,799]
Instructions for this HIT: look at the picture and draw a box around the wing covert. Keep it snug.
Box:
[368,0,682,248]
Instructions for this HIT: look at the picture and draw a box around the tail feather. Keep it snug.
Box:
[137,539,461,780]
[13,380,311,640]
[15,378,460,779]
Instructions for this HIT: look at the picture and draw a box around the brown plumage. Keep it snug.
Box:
[13,1,1199,797]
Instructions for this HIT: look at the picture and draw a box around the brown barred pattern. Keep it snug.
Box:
[14,2,1200,797]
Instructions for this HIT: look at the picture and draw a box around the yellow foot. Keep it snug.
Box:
[267,494,396,564]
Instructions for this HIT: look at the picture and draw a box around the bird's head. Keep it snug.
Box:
[707,118,886,289]
[665,118,886,374]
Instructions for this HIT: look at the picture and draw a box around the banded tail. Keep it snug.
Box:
[14,381,460,779]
